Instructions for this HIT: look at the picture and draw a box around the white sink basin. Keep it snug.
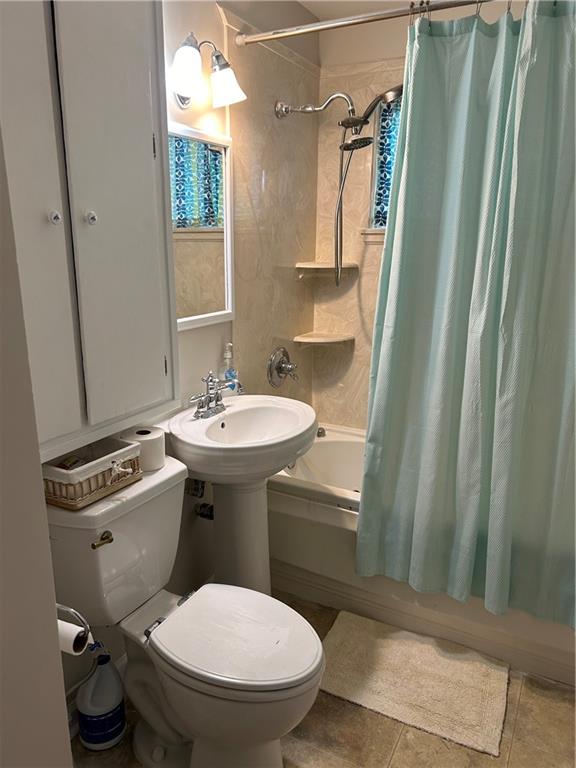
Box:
[169,395,317,484]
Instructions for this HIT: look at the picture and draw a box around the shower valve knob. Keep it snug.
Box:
[267,346,298,388]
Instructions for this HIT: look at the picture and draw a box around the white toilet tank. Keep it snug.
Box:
[47,456,188,627]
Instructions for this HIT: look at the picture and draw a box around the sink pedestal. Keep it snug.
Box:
[168,396,317,596]
[212,481,271,594]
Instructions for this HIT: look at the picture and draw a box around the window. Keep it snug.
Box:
[168,134,224,229]
[371,96,402,228]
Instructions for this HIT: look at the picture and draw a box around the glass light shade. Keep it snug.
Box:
[169,43,202,98]
[211,66,247,108]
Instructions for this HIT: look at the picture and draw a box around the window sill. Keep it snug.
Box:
[361,228,386,244]
[173,228,224,242]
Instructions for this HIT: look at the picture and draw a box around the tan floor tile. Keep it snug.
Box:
[71,725,139,767]
[512,675,575,762]
[388,671,523,768]
[291,691,402,768]
[283,734,357,768]
[273,590,339,640]
[508,739,575,768]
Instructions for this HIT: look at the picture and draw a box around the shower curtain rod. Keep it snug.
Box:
[235,0,493,46]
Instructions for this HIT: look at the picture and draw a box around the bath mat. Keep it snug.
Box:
[320,611,509,756]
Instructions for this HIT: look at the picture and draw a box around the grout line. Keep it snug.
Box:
[505,674,525,768]
[386,724,405,768]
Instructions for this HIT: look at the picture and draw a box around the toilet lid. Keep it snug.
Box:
[148,583,324,692]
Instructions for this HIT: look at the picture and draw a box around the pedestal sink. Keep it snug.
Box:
[169,395,317,594]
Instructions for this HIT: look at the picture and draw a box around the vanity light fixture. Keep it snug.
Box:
[170,33,247,110]
[169,33,202,101]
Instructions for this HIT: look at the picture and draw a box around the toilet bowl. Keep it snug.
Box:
[47,457,324,768]
[122,583,324,768]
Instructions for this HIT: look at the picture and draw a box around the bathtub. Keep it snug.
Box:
[268,424,364,531]
[267,422,574,684]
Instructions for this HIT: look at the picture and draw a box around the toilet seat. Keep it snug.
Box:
[148,583,324,695]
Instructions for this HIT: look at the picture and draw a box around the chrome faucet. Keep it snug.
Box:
[189,371,244,419]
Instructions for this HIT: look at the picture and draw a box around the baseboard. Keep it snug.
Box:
[271,560,575,686]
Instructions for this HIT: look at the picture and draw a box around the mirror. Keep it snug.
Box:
[168,123,233,330]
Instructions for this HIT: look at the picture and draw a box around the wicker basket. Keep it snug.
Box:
[43,437,143,511]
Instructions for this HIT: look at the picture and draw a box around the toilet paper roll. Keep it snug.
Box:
[124,426,165,472]
[58,620,92,656]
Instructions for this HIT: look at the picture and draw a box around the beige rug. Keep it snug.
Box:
[321,612,509,756]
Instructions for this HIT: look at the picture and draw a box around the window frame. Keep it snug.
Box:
[168,122,234,332]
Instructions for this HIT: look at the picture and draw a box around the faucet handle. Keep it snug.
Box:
[201,371,219,394]
[279,360,298,380]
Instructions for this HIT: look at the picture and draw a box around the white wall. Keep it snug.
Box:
[0,128,72,768]
[317,0,526,66]
[222,0,320,63]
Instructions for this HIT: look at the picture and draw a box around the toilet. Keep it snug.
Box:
[47,457,324,768]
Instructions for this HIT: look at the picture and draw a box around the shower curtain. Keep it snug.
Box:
[357,1,575,626]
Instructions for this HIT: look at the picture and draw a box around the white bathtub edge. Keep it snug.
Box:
[268,489,358,531]
[271,560,575,686]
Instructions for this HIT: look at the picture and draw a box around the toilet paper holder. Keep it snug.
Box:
[56,603,91,639]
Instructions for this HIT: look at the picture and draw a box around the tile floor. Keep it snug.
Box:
[72,593,575,768]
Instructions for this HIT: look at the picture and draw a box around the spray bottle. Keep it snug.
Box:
[220,342,239,393]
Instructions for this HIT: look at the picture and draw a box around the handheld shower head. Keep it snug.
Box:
[359,84,403,123]
[339,84,403,138]
[340,136,374,151]
[339,115,369,131]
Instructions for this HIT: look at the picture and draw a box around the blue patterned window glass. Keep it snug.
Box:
[372,96,402,228]
[168,135,224,229]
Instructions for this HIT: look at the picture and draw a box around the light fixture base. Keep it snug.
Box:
[175,93,192,110]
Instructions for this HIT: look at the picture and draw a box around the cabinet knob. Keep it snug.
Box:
[85,210,98,225]
[48,210,63,225]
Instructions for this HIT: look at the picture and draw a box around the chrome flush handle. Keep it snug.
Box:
[91,530,114,550]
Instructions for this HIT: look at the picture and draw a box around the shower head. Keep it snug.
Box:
[360,84,403,122]
[338,84,404,138]
[339,115,369,131]
[340,136,374,151]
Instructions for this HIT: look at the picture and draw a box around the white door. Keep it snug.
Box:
[0,2,84,443]
[54,1,174,425]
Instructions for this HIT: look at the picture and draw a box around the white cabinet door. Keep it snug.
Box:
[0,2,84,444]
[54,1,174,425]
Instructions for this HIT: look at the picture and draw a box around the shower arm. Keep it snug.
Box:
[275,92,356,120]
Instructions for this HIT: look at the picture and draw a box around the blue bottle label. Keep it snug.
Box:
[78,700,125,746]
[225,368,237,390]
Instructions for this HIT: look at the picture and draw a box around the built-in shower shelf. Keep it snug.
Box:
[295,261,358,278]
[292,332,355,345]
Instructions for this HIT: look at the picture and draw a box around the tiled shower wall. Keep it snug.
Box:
[228,22,319,403]
[312,58,405,430]
[228,21,405,429]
